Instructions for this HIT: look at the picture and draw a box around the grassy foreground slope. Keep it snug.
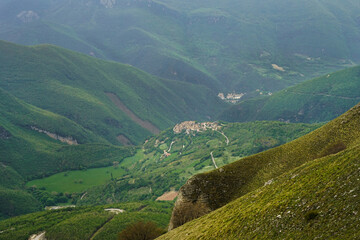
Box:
[168,102,360,230]
[0,40,225,145]
[0,201,172,240]
[159,137,360,239]
[220,65,360,123]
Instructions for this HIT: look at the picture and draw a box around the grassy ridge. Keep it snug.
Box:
[0,87,103,144]
[0,201,172,240]
[0,87,135,219]
[168,101,360,230]
[220,65,360,123]
[0,40,225,145]
[159,137,360,239]
[0,88,136,180]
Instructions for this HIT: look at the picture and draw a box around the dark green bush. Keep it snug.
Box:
[118,221,165,240]
[304,210,319,221]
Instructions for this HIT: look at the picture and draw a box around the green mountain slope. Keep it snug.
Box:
[167,101,360,231]
[0,88,134,180]
[0,82,319,219]
[25,121,320,207]
[0,201,172,240]
[159,136,360,239]
[1,0,359,94]
[220,65,360,123]
[0,87,136,219]
[0,40,225,145]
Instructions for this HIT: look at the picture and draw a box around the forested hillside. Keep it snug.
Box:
[0,40,224,145]
[1,0,359,95]
[220,65,360,123]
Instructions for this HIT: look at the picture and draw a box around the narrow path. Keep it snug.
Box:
[29,232,46,240]
[217,131,229,145]
[210,152,218,169]
[167,141,175,152]
[81,192,87,200]
[89,215,115,240]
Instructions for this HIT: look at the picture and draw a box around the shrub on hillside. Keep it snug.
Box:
[117,221,165,240]
[319,142,346,158]
[170,202,210,229]
[304,210,319,221]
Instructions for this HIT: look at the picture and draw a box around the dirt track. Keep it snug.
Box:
[106,92,160,134]
[156,191,178,201]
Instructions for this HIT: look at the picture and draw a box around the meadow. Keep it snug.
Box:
[25,121,321,207]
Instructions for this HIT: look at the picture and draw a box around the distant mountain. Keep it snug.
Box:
[0,0,359,94]
[0,40,225,145]
[220,65,360,123]
[163,101,360,238]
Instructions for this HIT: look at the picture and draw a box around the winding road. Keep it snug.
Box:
[210,152,218,169]
[168,141,175,152]
[217,131,229,145]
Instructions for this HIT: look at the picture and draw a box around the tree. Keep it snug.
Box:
[118,221,165,240]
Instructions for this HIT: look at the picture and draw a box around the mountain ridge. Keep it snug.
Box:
[0,39,225,145]
[1,0,359,94]
[168,101,360,230]
[220,65,360,123]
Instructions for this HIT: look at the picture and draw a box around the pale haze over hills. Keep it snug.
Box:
[0,1,360,239]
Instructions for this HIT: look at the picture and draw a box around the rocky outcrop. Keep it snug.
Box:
[168,169,242,230]
[31,126,78,145]
[0,126,11,139]
[168,176,212,230]
[173,121,221,134]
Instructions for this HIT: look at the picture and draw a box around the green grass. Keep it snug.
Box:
[0,201,172,240]
[27,165,127,193]
[0,40,225,146]
[167,101,360,230]
[160,142,360,239]
[30,121,319,206]
[0,87,135,218]
[0,188,42,220]
[1,0,359,94]
[220,65,360,123]
[46,211,113,240]
[0,110,135,181]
